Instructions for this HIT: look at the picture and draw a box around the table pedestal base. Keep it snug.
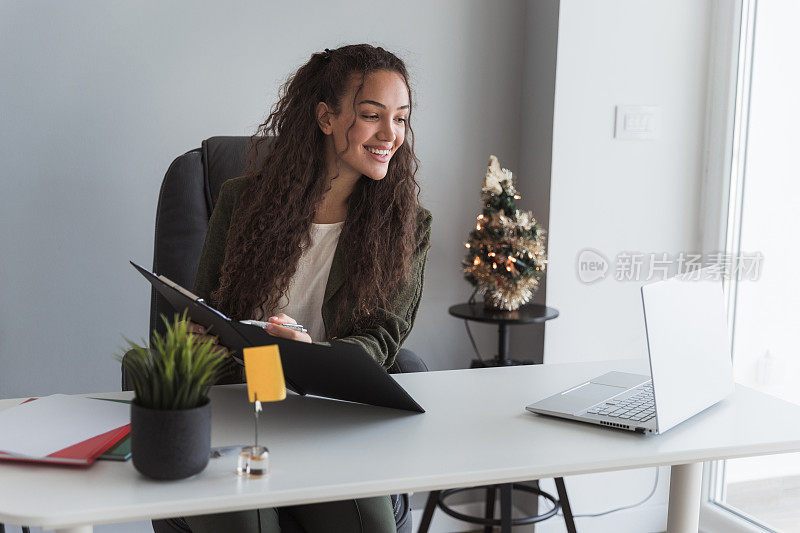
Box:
[667,462,703,533]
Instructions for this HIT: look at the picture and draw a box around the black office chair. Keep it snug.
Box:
[125,136,424,533]
[0,523,30,532]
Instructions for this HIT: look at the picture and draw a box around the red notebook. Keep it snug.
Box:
[0,399,131,467]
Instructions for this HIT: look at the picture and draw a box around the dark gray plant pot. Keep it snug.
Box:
[130,400,211,480]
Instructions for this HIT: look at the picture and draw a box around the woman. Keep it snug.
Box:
[155,44,432,532]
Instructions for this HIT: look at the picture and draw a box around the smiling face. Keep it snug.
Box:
[317,70,410,181]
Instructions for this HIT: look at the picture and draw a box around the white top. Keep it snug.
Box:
[254,221,343,341]
[3,360,800,529]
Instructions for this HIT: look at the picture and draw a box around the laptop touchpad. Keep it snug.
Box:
[564,382,625,403]
[529,381,629,414]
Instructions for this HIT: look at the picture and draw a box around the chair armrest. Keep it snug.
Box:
[389,348,428,374]
[121,349,135,392]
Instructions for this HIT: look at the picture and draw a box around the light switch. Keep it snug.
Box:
[615,105,661,140]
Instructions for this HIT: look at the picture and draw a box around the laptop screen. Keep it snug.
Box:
[642,271,734,433]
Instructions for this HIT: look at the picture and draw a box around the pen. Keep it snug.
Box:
[240,319,308,334]
[210,445,246,458]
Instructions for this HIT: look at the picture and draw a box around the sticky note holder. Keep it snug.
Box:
[239,345,286,477]
[243,345,286,403]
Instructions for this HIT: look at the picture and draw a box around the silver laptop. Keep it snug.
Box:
[526,268,734,434]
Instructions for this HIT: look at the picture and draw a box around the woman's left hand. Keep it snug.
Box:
[264,313,312,343]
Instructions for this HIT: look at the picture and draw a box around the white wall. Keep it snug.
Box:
[538,0,714,530]
[546,0,712,363]
[0,0,527,399]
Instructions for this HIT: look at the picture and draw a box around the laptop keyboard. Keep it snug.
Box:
[587,382,656,423]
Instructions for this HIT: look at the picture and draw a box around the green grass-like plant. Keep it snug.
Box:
[117,311,227,410]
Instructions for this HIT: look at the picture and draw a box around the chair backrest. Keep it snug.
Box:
[123,136,261,390]
[149,136,271,338]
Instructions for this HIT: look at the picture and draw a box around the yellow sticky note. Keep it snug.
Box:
[243,345,287,403]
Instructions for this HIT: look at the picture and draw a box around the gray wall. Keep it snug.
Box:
[506,0,561,364]
[0,0,527,398]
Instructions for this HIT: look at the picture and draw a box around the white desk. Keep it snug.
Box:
[2,359,800,533]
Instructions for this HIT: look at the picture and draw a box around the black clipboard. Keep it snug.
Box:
[130,261,424,413]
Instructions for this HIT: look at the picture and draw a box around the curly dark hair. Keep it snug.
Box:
[212,44,422,332]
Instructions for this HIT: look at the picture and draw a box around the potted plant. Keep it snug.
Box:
[118,311,227,480]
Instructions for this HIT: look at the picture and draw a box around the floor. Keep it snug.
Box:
[726,475,800,532]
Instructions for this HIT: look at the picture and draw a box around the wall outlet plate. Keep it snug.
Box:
[615,105,661,140]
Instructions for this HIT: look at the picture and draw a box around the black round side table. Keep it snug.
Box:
[418,302,575,533]
[448,302,559,367]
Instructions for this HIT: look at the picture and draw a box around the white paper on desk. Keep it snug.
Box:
[0,394,130,458]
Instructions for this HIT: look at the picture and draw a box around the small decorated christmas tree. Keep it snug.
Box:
[462,155,547,310]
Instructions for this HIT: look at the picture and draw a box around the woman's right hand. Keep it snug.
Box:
[186,321,231,358]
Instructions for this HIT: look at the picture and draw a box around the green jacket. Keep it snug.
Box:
[193,176,433,372]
